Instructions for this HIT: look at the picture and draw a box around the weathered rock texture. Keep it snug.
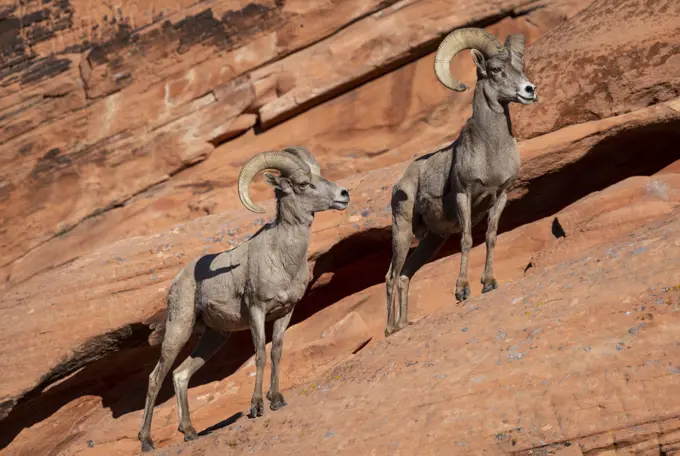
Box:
[155,199,680,456]
[1,0,679,454]
[0,0,587,290]
[511,0,680,139]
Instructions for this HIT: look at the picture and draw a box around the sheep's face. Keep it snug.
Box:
[471,49,537,105]
[264,170,350,214]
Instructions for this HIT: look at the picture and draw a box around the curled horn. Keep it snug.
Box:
[434,27,505,91]
[504,33,525,69]
[282,146,321,176]
[237,151,311,213]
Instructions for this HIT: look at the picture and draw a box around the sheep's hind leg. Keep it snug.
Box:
[138,313,194,452]
[395,232,446,331]
[455,191,473,302]
[172,326,227,441]
[267,310,294,411]
[481,191,507,293]
[386,188,414,337]
[386,225,411,337]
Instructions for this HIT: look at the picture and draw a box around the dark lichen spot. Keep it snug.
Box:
[222,3,272,33]
[22,8,50,26]
[0,17,27,64]
[18,143,34,157]
[0,4,17,20]
[31,148,73,180]
[20,56,72,85]
[27,24,56,43]
[176,8,225,53]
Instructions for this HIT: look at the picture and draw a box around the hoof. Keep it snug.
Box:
[384,325,398,337]
[249,397,265,419]
[385,320,415,337]
[395,320,412,331]
[269,392,287,411]
[182,427,198,441]
[140,439,155,453]
[455,284,470,302]
[481,279,498,294]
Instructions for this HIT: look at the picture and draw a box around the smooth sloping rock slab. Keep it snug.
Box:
[1,96,679,424]
[8,161,679,456]
[157,195,680,456]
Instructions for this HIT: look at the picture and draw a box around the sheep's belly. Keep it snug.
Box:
[200,299,251,332]
[199,297,298,332]
[417,190,494,238]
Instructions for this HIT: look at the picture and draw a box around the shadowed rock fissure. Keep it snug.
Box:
[1,91,679,455]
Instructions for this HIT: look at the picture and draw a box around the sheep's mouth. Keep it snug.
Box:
[517,93,536,104]
[331,200,349,210]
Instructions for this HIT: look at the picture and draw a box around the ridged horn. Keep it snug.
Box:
[504,33,525,69]
[237,151,310,213]
[282,146,321,175]
[434,27,505,91]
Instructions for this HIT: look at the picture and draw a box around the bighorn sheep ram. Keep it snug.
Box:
[138,147,350,452]
[384,28,538,336]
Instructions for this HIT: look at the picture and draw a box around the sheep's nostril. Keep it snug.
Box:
[340,189,349,199]
[525,85,535,94]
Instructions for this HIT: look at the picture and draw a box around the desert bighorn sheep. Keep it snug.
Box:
[138,147,350,452]
[384,28,538,336]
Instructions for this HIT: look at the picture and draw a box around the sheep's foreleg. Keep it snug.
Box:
[267,310,294,410]
[248,305,267,418]
[455,191,472,302]
[482,190,507,293]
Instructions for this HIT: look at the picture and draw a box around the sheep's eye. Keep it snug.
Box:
[491,67,502,74]
[299,182,310,189]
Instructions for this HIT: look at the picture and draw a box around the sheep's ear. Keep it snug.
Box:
[263,172,292,194]
[470,49,487,78]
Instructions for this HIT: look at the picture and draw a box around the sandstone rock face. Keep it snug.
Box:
[5,161,679,455]
[2,98,679,453]
[2,0,680,455]
[0,0,588,290]
[511,0,680,139]
[1,0,402,274]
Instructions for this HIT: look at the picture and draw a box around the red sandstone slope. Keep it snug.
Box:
[26,167,680,456]
[161,189,680,456]
[2,95,678,439]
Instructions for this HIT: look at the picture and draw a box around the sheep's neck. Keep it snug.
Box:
[269,195,313,276]
[275,194,314,228]
[471,80,513,142]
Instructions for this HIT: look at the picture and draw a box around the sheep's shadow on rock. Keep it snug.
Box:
[198,411,244,437]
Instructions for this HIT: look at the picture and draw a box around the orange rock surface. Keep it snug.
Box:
[511,0,680,139]
[1,0,679,454]
[0,0,588,289]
